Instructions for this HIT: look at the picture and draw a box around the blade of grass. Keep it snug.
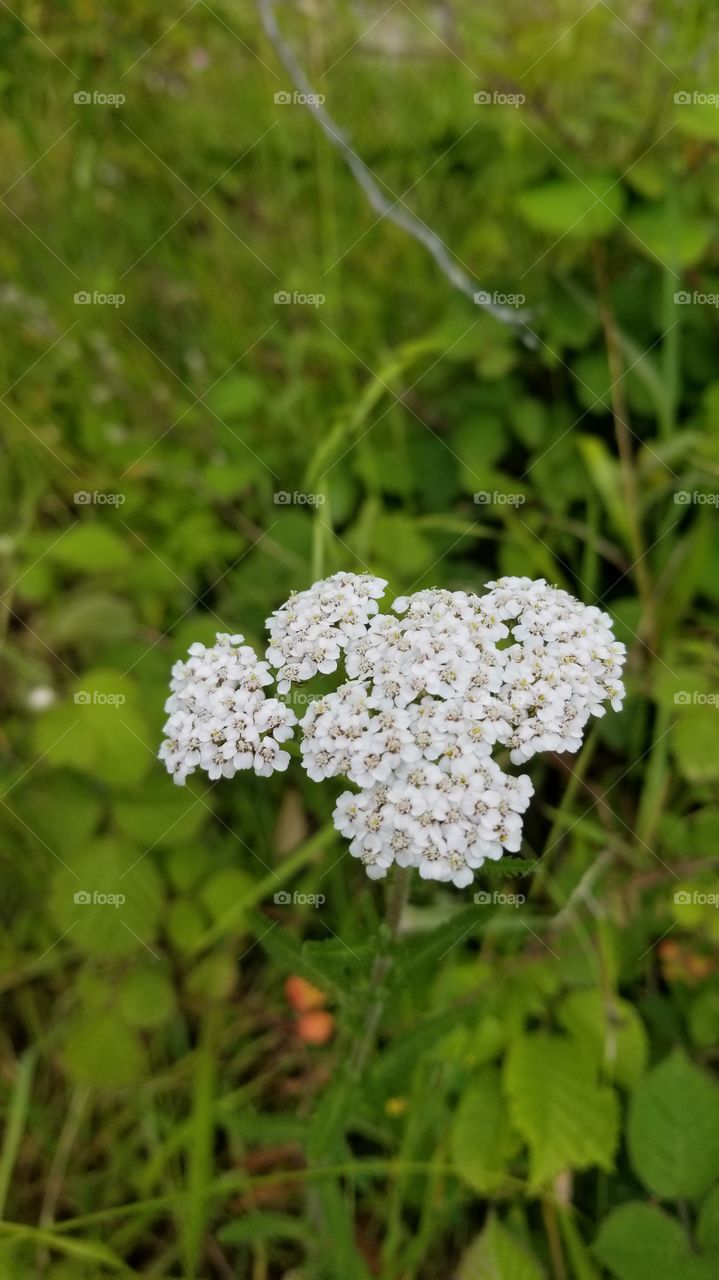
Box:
[0,1046,37,1218]
[182,1011,218,1279]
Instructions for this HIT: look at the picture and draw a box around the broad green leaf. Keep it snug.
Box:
[113,781,206,846]
[628,1053,719,1197]
[457,1214,545,1280]
[689,988,719,1049]
[166,899,207,951]
[118,968,176,1028]
[674,102,719,142]
[200,869,255,922]
[518,176,624,239]
[698,1185,719,1253]
[505,1032,619,1186]
[451,1068,520,1194]
[185,954,236,1000]
[11,771,102,859]
[671,709,719,784]
[454,416,508,492]
[35,672,151,787]
[49,837,163,959]
[594,1202,718,1280]
[205,373,264,419]
[41,591,135,651]
[625,202,711,269]
[61,1013,145,1087]
[370,512,435,576]
[689,808,719,856]
[557,990,647,1088]
[48,524,132,573]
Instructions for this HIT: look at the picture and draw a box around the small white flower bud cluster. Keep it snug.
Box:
[159,634,297,785]
[266,572,387,693]
[160,573,625,890]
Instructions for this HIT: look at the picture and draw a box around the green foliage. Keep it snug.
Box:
[594,1203,719,1280]
[627,1053,719,1198]
[457,1214,545,1280]
[505,1032,620,1186]
[451,1068,521,1195]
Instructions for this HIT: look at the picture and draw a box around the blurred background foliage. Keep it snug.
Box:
[1,0,719,1276]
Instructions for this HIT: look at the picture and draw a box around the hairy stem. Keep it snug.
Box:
[351,865,412,1075]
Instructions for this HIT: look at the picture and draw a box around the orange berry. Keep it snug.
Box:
[296,1010,334,1045]
[284,975,326,1013]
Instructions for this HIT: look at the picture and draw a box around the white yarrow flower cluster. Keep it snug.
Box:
[159,634,296,786]
[159,573,626,890]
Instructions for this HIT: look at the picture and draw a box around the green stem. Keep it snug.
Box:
[350,865,412,1075]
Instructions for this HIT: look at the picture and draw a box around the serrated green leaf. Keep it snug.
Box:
[505,1032,619,1186]
[627,1052,719,1197]
[457,1213,545,1280]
